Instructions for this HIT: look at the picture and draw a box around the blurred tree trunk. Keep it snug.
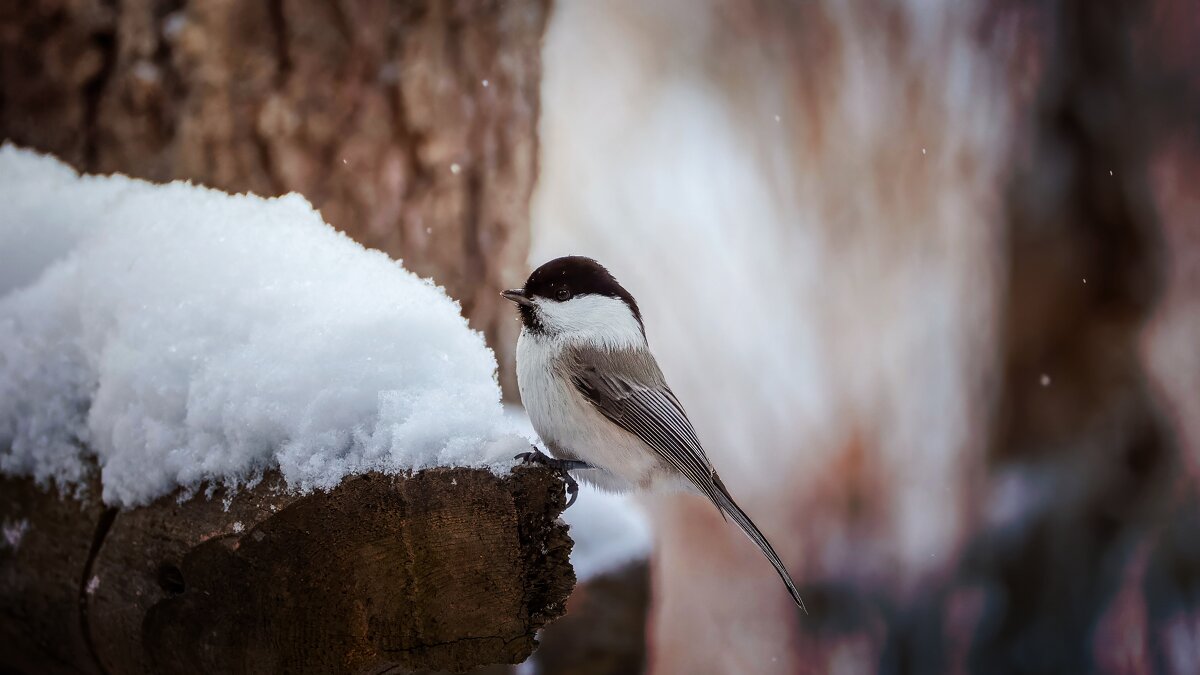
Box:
[0,0,547,395]
[527,1,1198,674]
[968,1,1200,673]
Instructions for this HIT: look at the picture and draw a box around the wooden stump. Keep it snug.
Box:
[0,466,575,674]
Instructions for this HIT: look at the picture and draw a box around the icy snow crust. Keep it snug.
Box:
[0,146,526,507]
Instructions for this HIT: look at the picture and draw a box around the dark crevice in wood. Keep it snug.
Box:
[251,132,281,195]
[511,467,575,629]
[151,0,186,143]
[80,3,118,172]
[460,165,485,318]
[79,505,118,675]
[255,0,293,194]
[379,631,523,654]
[269,0,292,86]
[386,15,431,190]
[330,0,356,45]
[384,16,431,260]
[314,58,367,204]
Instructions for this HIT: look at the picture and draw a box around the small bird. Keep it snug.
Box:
[502,256,806,612]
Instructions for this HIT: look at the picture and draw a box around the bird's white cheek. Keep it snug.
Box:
[532,295,644,350]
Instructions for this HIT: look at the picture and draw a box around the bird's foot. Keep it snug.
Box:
[515,447,590,508]
[514,448,591,471]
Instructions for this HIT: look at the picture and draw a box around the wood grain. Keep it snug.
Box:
[0,466,575,674]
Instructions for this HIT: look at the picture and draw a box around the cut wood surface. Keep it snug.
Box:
[0,466,575,674]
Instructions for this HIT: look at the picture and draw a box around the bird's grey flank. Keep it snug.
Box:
[502,255,806,613]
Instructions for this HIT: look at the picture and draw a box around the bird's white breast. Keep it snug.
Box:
[516,329,664,493]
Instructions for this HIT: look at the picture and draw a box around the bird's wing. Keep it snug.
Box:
[566,346,720,502]
[566,346,807,613]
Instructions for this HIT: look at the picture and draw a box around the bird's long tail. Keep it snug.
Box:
[711,478,808,614]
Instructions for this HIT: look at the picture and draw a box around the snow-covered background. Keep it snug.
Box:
[0,146,528,507]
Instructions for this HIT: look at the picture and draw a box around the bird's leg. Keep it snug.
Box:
[515,447,590,508]
[514,447,592,471]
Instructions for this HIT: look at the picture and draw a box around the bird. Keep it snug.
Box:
[501,255,806,612]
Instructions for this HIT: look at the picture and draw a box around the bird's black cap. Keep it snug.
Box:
[504,256,644,333]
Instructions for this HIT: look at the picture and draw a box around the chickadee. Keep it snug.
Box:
[502,256,806,612]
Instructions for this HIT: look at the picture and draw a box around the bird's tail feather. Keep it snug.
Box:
[712,480,808,614]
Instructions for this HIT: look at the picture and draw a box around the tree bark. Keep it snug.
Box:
[967,1,1190,672]
[0,0,546,395]
[0,466,575,674]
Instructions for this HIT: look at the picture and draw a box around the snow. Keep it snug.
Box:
[0,145,527,507]
[162,12,188,40]
[2,518,29,551]
[505,405,651,579]
[564,488,652,578]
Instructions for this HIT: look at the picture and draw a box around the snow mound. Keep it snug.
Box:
[0,145,526,507]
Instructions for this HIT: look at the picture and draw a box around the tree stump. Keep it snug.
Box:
[0,466,575,674]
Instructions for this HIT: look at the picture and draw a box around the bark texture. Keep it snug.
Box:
[0,466,575,674]
[0,0,546,394]
[527,562,650,674]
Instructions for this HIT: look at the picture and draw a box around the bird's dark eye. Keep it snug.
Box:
[556,288,571,301]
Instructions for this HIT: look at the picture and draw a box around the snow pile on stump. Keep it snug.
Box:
[0,146,526,507]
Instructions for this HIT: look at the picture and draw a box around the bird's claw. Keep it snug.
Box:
[514,449,545,465]
[515,447,585,509]
[562,472,579,509]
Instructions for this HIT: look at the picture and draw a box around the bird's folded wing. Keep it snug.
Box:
[566,345,808,612]
[566,346,723,506]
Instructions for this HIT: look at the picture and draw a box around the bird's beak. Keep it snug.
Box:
[501,288,534,307]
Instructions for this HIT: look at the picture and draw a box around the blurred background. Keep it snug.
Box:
[3,0,1199,672]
